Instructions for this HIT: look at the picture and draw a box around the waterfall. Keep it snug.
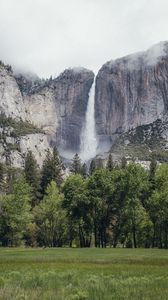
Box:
[80,77,98,161]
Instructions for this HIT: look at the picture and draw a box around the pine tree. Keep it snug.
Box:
[81,163,88,178]
[40,147,63,195]
[5,165,18,195]
[71,153,82,174]
[89,159,96,175]
[106,153,114,171]
[24,151,39,185]
[149,154,157,186]
[96,158,104,169]
[0,163,5,193]
[24,151,40,206]
[121,156,127,168]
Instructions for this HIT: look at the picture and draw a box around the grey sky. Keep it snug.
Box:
[0,0,168,78]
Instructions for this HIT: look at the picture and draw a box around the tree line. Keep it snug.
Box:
[0,149,168,249]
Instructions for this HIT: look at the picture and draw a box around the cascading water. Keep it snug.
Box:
[80,77,98,161]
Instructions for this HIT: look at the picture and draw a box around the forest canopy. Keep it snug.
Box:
[0,150,167,249]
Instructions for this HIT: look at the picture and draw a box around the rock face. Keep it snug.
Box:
[24,68,94,153]
[24,88,58,138]
[95,41,168,150]
[53,69,94,152]
[0,66,26,120]
[19,134,52,168]
[5,134,51,169]
[0,63,94,167]
[1,41,168,167]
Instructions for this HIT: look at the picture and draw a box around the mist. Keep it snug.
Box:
[0,0,168,78]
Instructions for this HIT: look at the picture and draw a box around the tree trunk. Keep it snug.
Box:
[94,222,97,247]
[164,225,168,249]
[159,226,163,249]
[132,225,137,248]
[152,223,156,248]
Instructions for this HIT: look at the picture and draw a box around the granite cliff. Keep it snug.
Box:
[0,62,94,167]
[1,41,168,167]
[95,41,168,152]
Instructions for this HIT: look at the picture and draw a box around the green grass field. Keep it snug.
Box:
[0,248,168,300]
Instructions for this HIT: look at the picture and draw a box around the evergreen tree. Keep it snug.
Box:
[5,165,18,195]
[0,162,4,183]
[24,151,39,186]
[81,163,88,178]
[0,163,5,193]
[121,156,127,168]
[24,151,40,206]
[149,154,157,185]
[106,153,114,171]
[89,159,96,175]
[71,153,82,174]
[96,158,104,169]
[40,147,62,195]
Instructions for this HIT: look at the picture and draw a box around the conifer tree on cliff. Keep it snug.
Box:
[81,163,88,178]
[89,159,96,175]
[40,147,63,195]
[121,156,127,169]
[106,153,114,171]
[71,153,82,174]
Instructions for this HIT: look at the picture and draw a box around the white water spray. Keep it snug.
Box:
[80,77,98,161]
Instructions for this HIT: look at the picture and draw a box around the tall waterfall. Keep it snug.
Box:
[80,77,98,161]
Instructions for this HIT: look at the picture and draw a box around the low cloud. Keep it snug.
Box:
[0,0,168,78]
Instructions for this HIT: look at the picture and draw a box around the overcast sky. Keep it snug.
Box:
[0,0,168,78]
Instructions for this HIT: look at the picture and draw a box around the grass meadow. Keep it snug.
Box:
[0,248,168,300]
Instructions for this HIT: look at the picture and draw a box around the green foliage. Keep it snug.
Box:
[87,169,113,247]
[0,156,167,249]
[40,147,63,195]
[4,165,21,195]
[148,164,168,248]
[121,156,127,168]
[89,159,96,175]
[0,162,5,192]
[63,175,92,247]
[106,153,114,170]
[0,177,32,246]
[71,153,82,174]
[24,151,40,206]
[81,163,88,178]
[149,154,157,184]
[0,113,43,137]
[121,164,151,247]
[34,181,66,247]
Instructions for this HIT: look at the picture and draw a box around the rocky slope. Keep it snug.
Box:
[0,113,51,168]
[95,41,168,152]
[111,119,168,163]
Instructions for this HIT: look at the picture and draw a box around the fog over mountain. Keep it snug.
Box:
[0,0,168,77]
